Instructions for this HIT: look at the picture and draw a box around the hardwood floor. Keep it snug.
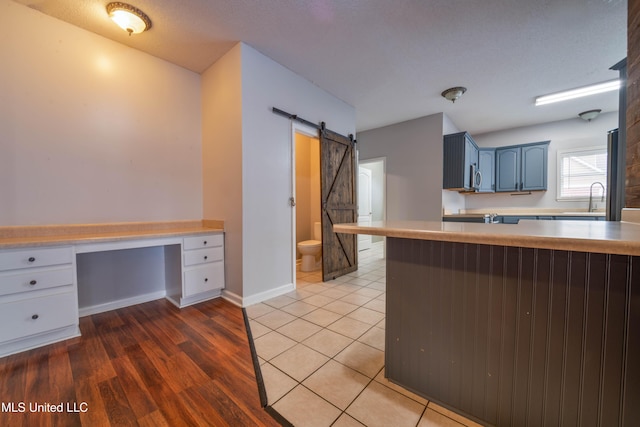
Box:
[0,298,281,427]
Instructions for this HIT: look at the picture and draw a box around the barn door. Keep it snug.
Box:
[320,126,358,281]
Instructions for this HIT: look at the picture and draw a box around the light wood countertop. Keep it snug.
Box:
[0,220,224,250]
[334,220,640,256]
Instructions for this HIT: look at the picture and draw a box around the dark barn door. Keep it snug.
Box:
[319,126,358,281]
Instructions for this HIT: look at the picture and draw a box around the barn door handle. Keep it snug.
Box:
[289,197,296,207]
[322,201,327,211]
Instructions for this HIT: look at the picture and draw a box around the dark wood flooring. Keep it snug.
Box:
[0,298,281,426]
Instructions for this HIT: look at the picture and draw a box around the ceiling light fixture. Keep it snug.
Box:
[535,80,620,106]
[441,87,467,103]
[106,2,152,35]
[578,109,602,122]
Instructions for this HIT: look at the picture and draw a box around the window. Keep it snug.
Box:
[557,147,607,200]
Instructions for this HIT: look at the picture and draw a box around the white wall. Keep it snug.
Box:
[0,0,202,225]
[201,44,244,299]
[463,112,618,211]
[241,43,355,302]
[358,114,445,221]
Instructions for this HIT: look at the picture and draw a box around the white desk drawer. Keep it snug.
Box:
[184,262,224,297]
[183,234,223,251]
[0,247,73,272]
[0,267,74,296]
[0,290,77,343]
[183,247,224,267]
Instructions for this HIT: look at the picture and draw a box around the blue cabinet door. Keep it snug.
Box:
[495,147,520,192]
[464,136,479,190]
[521,144,548,191]
[477,148,495,192]
[496,142,548,192]
[443,132,479,191]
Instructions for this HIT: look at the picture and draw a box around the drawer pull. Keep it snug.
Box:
[28,257,36,263]
[204,278,208,282]
[204,256,208,260]
[29,280,37,286]
[203,240,208,245]
[31,314,39,320]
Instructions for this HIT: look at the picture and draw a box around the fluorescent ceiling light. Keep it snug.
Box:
[535,80,621,106]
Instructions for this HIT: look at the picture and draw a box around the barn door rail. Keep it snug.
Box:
[272,107,321,130]
[271,107,355,143]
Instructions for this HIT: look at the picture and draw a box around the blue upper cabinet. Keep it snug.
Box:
[496,141,549,192]
[443,132,480,191]
[521,144,548,190]
[477,148,495,192]
[496,147,520,192]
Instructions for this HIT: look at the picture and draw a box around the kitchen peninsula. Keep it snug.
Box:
[334,220,639,426]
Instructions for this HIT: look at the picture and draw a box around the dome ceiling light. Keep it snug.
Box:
[578,109,602,122]
[441,87,467,103]
[106,2,152,35]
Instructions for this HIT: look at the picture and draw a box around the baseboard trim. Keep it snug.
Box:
[241,283,295,307]
[78,290,166,317]
[221,289,243,307]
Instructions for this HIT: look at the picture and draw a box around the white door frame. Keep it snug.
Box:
[290,121,320,287]
[358,157,387,256]
[358,166,373,251]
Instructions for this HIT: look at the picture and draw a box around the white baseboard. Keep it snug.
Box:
[0,325,81,358]
[241,282,295,307]
[78,290,166,317]
[221,289,243,307]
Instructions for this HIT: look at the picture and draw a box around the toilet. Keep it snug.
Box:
[297,222,322,272]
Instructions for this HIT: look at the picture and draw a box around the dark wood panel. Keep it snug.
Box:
[599,255,628,426]
[527,249,551,426]
[484,246,505,425]
[497,247,519,426]
[0,298,279,427]
[386,238,639,427]
[544,250,570,426]
[471,245,489,418]
[623,257,640,425]
[320,127,358,281]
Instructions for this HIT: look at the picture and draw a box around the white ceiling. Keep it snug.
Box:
[14,0,627,134]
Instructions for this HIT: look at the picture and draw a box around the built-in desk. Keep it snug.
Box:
[0,220,225,358]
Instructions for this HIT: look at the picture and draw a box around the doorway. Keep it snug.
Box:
[291,124,322,284]
[358,166,372,251]
[358,158,386,250]
[290,122,359,285]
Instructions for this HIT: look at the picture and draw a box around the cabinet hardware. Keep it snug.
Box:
[28,257,35,263]
[204,241,207,245]
[29,280,37,286]
[204,278,208,282]
[204,256,208,260]
[289,197,296,207]
[31,314,39,320]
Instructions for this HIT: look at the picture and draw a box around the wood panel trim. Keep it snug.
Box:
[385,238,638,426]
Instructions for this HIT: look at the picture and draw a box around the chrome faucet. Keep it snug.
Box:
[588,181,605,212]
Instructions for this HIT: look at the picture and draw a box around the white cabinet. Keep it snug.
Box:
[165,233,225,307]
[0,229,225,356]
[0,246,79,357]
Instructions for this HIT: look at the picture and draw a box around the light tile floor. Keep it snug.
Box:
[246,242,482,427]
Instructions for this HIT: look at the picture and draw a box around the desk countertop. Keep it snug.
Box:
[0,220,224,249]
[334,220,640,256]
